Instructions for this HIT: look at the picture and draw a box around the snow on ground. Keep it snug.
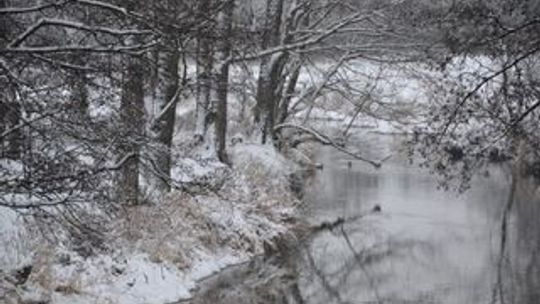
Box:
[230,143,296,176]
[41,250,244,304]
[0,208,32,269]
[0,160,35,269]
[49,254,193,304]
[0,143,300,304]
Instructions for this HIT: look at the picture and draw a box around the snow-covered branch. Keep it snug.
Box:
[0,111,58,141]
[8,18,152,48]
[4,41,158,54]
[75,0,129,16]
[0,1,68,15]
[230,12,369,62]
[438,46,540,141]
[301,52,351,123]
[274,123,382,168]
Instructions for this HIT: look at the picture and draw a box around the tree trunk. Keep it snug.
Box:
[274,59,301,149]
[276,5,309,128]
[0,93,21,160]
[254,0,286,144]
[0,0,22,160]
[213,0,234,163]
[260,54,288,144]
[118,55,145,205]
[195,0,214,142]
[277,59,302,126]
[68,57,89,118]
[152,48,180,192]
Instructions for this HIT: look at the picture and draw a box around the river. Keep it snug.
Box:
[187,134,521,304]
[301,134,510,304]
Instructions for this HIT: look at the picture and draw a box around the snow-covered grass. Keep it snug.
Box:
[0,142,300,304]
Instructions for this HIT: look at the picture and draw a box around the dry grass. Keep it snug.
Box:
[103,146,301,269]
[31,247,54,290]
[110,193,219,269]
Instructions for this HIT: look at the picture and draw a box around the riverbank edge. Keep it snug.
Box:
[0,142,317,304]
[174,143,320,304]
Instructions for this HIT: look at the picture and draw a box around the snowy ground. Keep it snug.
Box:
[0,143,301,304]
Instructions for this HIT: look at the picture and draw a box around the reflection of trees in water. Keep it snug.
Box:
[494,171,540,304]
[511,175,540,304]
[300,219,441,304]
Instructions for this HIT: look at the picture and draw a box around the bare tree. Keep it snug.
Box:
[0,0,157,218]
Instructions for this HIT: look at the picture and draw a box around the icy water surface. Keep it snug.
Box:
[302,135,510,303]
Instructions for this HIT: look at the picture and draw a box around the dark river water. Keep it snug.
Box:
[301,135,511,304]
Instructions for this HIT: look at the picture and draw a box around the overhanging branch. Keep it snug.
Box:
[274,123,382,168]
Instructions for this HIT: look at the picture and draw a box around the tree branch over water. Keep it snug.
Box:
[274,123,382,168]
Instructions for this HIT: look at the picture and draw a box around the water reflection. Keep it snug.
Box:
[510,175,540,304]
[302,135,510,304]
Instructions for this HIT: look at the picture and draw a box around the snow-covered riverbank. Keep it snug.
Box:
[0,143,303,304]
